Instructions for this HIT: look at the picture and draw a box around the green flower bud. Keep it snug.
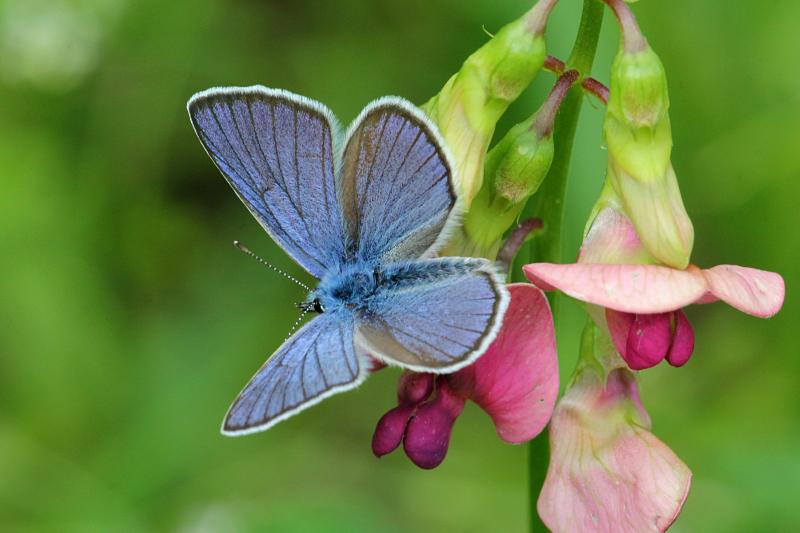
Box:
[423,0,555,205]
[493,126,554,204]
[604,41,694,268]
[605,44,671,181]
[459,118,555,258]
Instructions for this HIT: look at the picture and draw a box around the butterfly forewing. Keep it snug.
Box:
[340,99,458,264]
[355,258,509,373]
[223,312,365,435]
[188,87,346,279]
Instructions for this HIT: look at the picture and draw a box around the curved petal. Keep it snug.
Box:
[579,206,653,265]
[624,313,672,370]
[605,309,634,358]
[538,369,692,532]
[403,378,465,469]
[372,405,415,457]
[702,265,785,318]
[665,310,694,367]
[448,283,558,443]
[523,263,707,314]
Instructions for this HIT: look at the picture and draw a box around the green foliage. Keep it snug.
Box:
[0,0,797,530]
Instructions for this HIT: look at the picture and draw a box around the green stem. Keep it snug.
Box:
[512,1,605,531]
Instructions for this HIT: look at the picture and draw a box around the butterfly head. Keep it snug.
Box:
[296,298,325,314]
[313,263,382,315]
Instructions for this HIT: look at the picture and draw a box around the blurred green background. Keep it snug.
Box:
[0,0,797,531]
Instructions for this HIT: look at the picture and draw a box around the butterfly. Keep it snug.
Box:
[187,86,510,435]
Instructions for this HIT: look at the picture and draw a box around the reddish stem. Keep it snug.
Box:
[525,0,561,36]
[498,218,544,268]
[601,0,647,52]
[581,77,609,104]
[543,55,565,74]
[533,70,580,138]
[544,54,609,106]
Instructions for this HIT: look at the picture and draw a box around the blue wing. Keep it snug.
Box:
[355,258,509,373]
[222,312,365,435]
[188,86,346,279]
[339,98,459,263]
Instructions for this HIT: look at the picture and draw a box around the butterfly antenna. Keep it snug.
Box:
[286,307,310,340]
[233,241,311,291]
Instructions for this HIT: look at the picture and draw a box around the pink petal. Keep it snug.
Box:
[579,207,652,265]
[403,378,465,469]
[373,372,435,458]
[624,313,672,370]
[448,284,559,443]
[396,372,434,404]
[524,263,707,314]
[605,309,635,361]
[702,265,785,318]
[372,405,415,457]
[666,310,694,367]
[538,369,692,532]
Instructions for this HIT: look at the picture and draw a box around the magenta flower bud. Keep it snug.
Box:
[372,405,416,458]
[665,310,694,367]
[607,310,695,371]
[625,312,672,370]
[396,371,435,404]
[372,372,435,457]
[403,378,466,469]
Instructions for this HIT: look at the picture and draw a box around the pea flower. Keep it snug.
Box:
[538,322,692,533]
[372,284,558,469]
[524,205,785,370]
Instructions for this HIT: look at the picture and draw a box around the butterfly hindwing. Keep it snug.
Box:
[223,312,364,435]
[355,258,510,373]
[339,98,459,264]
[188,87,346,279]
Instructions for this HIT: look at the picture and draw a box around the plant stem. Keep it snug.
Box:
[511,1,605,531]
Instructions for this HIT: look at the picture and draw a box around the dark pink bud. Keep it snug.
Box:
[372,405,415,458]
[372,372,435,458]
[397,372,435,404]
[403,378,466,469]
[624,313,671,370]
[605,309,635,358]
[666,310,694,367]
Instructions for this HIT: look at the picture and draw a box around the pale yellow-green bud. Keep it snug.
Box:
[423,1,555,205]
[492,123,554,205]
[605,44,672,182]
[458,118,554,258]
[604,40,694,268]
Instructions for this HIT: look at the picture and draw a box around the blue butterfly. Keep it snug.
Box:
[187,87,509,435]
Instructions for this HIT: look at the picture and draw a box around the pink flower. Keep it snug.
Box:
[524,207,785,370]
[538,365,692,532]
[372,283,559,469]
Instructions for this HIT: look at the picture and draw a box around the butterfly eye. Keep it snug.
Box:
[313,299,325,313]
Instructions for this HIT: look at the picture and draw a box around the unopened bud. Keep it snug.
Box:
[423,0,556,204]
[454,70,576,258]
[460,121,553,258]
[605,44,672,181]
[494,126,554,204]
[604,40,694,268]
